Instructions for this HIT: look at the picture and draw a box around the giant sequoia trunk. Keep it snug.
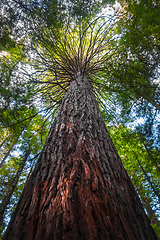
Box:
[3,75,157,240]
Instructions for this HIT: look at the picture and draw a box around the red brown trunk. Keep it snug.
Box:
[2,75,157,240]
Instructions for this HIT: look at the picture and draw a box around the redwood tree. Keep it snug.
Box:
[2,74,158,239]
[1,2,159,239]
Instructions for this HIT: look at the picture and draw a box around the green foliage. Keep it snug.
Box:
[111,0,160,110]
[108,124,160,236]
[0,112,50,236]
[152,224,160,239]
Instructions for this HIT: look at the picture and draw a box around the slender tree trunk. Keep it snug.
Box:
[0,128,24,168]
[0,148,31,232]
[0,141,17,169]
[137,186,160,226]
[137,188,160,239]
[27,153,40,178]
[137,158,160,202]
[142,197,160,226]
[0,138,7,150]
[146,98,160,111]
[138,131,160,174]
[2,75,158,240]
[143,141,160,174]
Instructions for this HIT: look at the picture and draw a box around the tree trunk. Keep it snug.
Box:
[0,140,17,169]
[0,138,7,150]
[2,75,158,240]
[137,158,160,202]
[138,132,160,174]
[0,148,31,232]
[143,141,160,174]
[0,128,24,169]
[137,186,160,226]
[142,196,160,226]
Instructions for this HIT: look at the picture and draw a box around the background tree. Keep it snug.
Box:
[0,113,49,235]
[108,124,160,237]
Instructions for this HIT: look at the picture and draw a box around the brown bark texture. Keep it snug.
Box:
[2,75,158,240]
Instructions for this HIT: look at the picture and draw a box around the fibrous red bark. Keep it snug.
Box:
[2,75,158,240]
